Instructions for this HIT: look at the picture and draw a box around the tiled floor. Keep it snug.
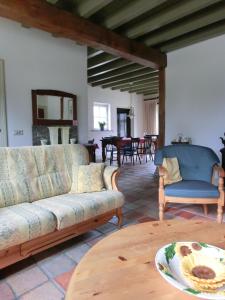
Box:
[0,160,219,299]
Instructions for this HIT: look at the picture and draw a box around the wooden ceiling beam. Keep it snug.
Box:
[144,2,225,46]
[88,63,145,80]
[74,0,113,18]
[111,78,159,90]
[128,87,159,94]
[136,88,159,95]
[90,68,156,85]
[143,91,159,96]
[88,53,119,69]
[125,0,221,38]
[160,20,225,52]
[87,48,104,59]
[120,82,158,92]
[46,0,58,4]
[102,74,159,89]
[102,0,167,30]
[88,59,132,77]
[0,0,166,69]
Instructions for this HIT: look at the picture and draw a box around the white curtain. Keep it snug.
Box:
[143,99,158,134]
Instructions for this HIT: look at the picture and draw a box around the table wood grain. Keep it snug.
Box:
[66,220,225,300]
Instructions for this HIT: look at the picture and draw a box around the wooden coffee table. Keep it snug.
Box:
[66,220,225,300]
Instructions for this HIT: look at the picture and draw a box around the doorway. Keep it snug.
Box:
[0,59,8,147]
[117,108,131,137]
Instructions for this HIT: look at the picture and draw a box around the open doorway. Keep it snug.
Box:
[117,108,131,137]
[0,59,8,147]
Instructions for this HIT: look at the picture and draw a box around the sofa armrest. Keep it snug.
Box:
[103,166,120,191]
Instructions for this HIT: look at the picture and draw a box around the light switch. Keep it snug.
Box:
[14,130,24,136]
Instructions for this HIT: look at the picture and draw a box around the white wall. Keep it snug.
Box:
[166,34,225,157]
[0,18,88,146]
[88,85,144,148]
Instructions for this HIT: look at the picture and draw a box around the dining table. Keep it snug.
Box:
[101,136,157,166]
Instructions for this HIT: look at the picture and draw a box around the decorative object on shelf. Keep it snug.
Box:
[70,138,76,144]
[99,121,106,131]
[171,134,191,144]
[40,139,47,145]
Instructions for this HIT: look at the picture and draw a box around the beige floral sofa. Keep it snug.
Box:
[0,144,124,268]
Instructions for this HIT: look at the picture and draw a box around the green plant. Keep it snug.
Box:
[99,121,106,131]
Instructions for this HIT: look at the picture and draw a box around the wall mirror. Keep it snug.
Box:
[32,89,77,126]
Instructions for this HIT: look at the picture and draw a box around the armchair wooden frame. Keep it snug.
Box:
[0,169,122,269]
[158,164,225,223]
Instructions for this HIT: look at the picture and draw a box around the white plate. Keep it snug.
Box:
[155,242,225,299]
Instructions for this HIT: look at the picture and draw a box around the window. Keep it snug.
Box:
[93,102,111,130]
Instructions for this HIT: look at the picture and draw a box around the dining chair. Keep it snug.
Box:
[154,144,225,223]
[122,137,141,165]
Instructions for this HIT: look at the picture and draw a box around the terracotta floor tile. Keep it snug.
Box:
[19,281,63,300]
[138,216,157,223]
[65,243,90,263]
[39,254,75,278]
[175,211,196,219]
[86,236,104,247]
[124,211,143,220]
[6,266,48,297]
[54,268,75,290]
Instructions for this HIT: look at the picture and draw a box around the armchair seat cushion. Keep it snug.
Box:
[33,191,124,230]
[165,180,219,198]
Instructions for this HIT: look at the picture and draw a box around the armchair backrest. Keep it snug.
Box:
[154,144,219,183]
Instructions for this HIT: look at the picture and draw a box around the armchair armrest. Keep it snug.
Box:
[158,166,168,177]
[157,165,168,189]
[213,165,225,178]
[103,166,120,191]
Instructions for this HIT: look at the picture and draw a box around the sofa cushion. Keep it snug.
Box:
[33,191,125,230]
[0,203,56,251]
[165,180,219,198]
[0,144,89,207]
[71,163,105,193]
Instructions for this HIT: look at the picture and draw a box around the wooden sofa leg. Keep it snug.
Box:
[203,204,208,216]
[116,208,123,228]
[217,205,223,224]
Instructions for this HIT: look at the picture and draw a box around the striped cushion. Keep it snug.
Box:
[33,191,124,230]
[0,203,56,251]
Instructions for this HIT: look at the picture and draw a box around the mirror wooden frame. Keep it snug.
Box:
[32,89,77,126]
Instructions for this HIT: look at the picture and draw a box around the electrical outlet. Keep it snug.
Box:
[14,130,24,136]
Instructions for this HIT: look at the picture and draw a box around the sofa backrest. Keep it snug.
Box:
[154,144,219,183]
[0,144,89,208]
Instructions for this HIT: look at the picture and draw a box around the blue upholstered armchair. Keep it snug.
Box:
[155,145,225,223]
